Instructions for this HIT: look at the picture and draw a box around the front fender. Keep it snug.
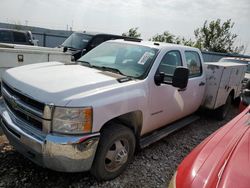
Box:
[66,80,148,132]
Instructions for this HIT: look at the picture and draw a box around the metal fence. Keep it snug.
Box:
[0,22,72,48]
[202,51,250,62]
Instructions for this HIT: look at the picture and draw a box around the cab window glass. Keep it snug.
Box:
[79,42,158,78]
[158,51,182,81]
[13,32,27,43]
[185,51,202,77]
[0,30,12,43]
[90,37,105,48]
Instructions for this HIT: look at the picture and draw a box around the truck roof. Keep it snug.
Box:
[73,31,140,40]
[74,31,102,36]
[0,28,30,34]
[112,39,200,52]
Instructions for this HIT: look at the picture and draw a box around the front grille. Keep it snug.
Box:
[2,81,46,131]
[4,98,43,131]
[2,82,45,111]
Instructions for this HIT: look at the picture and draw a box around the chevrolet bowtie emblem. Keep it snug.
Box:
[10,96,18,110]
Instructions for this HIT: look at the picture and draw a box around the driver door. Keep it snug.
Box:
[146,50,187,134]
[146,49,205,134]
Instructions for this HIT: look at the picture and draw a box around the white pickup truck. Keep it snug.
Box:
[0,40,246,180]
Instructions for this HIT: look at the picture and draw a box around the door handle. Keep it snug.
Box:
[199,82,205,86]
[178,88,186,92]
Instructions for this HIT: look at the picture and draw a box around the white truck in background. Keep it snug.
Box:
[0,42,73,84]
[0,40,246,180]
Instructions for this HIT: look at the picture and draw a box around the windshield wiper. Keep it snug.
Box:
[76,60,95,68]
[77,60,92,67]
[99,66,125,76]
[98,66,136,82]
[76,63,128,77]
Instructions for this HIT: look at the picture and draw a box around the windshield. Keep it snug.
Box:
[78,42,158,78]
[219,58,250,73]
[61,33,93,49]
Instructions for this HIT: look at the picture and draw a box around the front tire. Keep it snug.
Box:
[91,123,135,181]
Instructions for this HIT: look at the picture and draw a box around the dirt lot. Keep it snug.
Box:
[0,108,239,188]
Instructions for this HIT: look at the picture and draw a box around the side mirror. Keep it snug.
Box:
[154,72,165,86]
[81,49,87,57]
[28,39,34,45]
[172,67,189,89]
[63,46,68,53]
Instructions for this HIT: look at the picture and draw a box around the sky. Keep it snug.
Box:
[0,0,250,55]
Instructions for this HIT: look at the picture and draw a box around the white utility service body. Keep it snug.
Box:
[0,43,72,81]
[0,40,246,180]
[203,62,246,109]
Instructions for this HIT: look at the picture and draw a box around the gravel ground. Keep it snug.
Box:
[0,107,239,188]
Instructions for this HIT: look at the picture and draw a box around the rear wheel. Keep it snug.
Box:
[216,94,232,120]
[91,123,135,181]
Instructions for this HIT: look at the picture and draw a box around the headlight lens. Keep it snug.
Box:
[168,172,177,188]
[52,107,92,134]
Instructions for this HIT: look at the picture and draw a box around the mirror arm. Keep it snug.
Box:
[163,81,172,85]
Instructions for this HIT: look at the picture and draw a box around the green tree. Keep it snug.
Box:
[175,37,195,47]
[150,31,175,43]
[122,27,141,38]
[150,31,195,47]
[194,19,244,53]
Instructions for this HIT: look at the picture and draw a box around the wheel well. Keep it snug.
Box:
[229,89,235,99]
[100,111,143,143]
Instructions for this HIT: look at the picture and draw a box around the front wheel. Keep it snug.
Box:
[91,124,135,181]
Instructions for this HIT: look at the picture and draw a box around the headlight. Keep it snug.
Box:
[52,107,92,134]
[168,172,177,188]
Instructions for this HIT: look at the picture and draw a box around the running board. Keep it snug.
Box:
[139,115,200,148]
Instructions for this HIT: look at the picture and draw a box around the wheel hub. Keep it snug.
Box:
[115,148,128,164]
[105,139,129,172]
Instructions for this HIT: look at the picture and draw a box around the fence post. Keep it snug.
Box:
[43,33,47,47]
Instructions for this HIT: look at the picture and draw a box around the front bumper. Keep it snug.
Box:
[0,103,100,172]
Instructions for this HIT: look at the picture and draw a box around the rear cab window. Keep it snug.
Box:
[89,36,105,49]
[13,32,27,44]
[184,51,202,77]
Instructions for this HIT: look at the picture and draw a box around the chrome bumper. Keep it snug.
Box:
[0,105,100,172]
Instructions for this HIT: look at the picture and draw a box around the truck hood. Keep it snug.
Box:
[2,62,123,106]
[176,107,250,188]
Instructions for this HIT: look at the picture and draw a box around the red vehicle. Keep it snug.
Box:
[169,106,250,188]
